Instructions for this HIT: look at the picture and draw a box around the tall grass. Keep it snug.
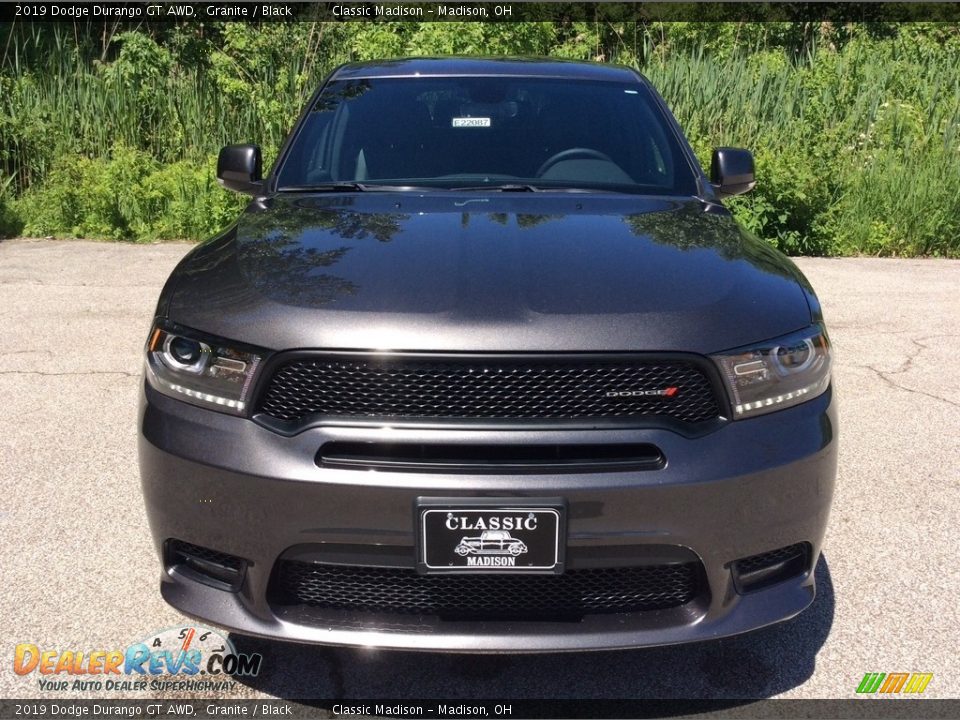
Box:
[2,25,354,175]
[1,23,959,254]
[645,41,960,255]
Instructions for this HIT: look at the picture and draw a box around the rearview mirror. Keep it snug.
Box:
[710,147,755,198]
[217,144,263,195]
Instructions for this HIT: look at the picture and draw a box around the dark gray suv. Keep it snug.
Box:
[138,58,837,652]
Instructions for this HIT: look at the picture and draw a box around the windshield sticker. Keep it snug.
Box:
[452,117,491,128]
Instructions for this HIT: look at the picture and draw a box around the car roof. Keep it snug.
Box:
[332,57,643,83]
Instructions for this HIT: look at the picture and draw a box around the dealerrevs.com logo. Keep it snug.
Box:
[14,626,262,693]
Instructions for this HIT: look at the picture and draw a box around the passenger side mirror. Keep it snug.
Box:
[217,144,263,195]
[710,147,755,198]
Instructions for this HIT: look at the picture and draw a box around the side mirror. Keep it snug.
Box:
[710,147,755,198]
[217,144,263,195]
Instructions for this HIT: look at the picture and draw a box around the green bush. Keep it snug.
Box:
[815,143,960,257]
[651,36,960,257]
[13,144,244,242]
[0,180,24,239]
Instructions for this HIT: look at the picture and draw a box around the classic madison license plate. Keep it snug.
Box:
[417,498,565,574]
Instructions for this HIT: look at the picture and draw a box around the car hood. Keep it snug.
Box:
[165,194,814,354]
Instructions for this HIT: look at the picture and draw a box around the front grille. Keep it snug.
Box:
[271,561,703,619]
[256,354,721,426]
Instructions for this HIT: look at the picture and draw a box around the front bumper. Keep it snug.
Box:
[138,381,837,652]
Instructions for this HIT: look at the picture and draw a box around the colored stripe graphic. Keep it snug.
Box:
[856,672,933,694]
[903,673,934,694]
[880,673,910,693]
[857,673,885,693]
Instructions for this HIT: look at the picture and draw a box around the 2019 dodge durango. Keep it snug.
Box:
[138,57,837,652]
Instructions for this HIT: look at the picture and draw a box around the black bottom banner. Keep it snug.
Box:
[3,699,960,720]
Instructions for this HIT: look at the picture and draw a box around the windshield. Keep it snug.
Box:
[275,76,700,195]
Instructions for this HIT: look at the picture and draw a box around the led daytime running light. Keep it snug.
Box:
[154,375,246,410]
[733,374,830,416]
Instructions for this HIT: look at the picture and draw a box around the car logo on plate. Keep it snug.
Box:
[455,530,528,558]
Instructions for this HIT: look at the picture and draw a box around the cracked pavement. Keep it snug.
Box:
[0,240,958,703]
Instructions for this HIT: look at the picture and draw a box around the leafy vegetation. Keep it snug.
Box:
[1,21,958,255]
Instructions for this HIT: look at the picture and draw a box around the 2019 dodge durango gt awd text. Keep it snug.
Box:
[138,58,837,652]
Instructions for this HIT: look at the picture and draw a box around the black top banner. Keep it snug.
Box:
[3,698,960,719]
[4,2,960,23]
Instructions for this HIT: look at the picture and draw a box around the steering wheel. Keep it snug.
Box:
[536,148,615,178]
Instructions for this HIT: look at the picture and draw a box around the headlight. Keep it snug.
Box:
[144,322,266,415]
[712,324,832,419]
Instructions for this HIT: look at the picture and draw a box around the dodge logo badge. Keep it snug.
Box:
[606,387,679,398]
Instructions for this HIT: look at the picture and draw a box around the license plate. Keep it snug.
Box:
[416,498,565,574]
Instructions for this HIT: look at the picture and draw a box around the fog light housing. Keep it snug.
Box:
[166,540,247,592]
[732,542,811,593]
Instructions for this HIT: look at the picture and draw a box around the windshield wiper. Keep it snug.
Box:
[280,182,618,194]
[278,182,369,192]
[456,184,614,193]
[457,184,541,192]
[278,183,437,193]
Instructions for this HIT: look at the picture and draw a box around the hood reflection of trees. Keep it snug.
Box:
[485,213,563,229]
[624,204,798,281]
[236,205,408,307]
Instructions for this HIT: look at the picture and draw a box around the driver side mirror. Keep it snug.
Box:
[710,147,755,198]
[217,144,263,195]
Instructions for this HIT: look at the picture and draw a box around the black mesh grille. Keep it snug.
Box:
[734,543,809,575]
[256,355,721,425]
[271,561,703,619]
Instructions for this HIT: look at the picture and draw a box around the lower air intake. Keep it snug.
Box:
[271,561,704,620]
[167,539,246,591]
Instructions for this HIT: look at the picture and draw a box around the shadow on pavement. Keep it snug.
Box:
[230,555,834,701]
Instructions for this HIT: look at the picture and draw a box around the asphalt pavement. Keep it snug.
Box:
[0,239,958,703]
